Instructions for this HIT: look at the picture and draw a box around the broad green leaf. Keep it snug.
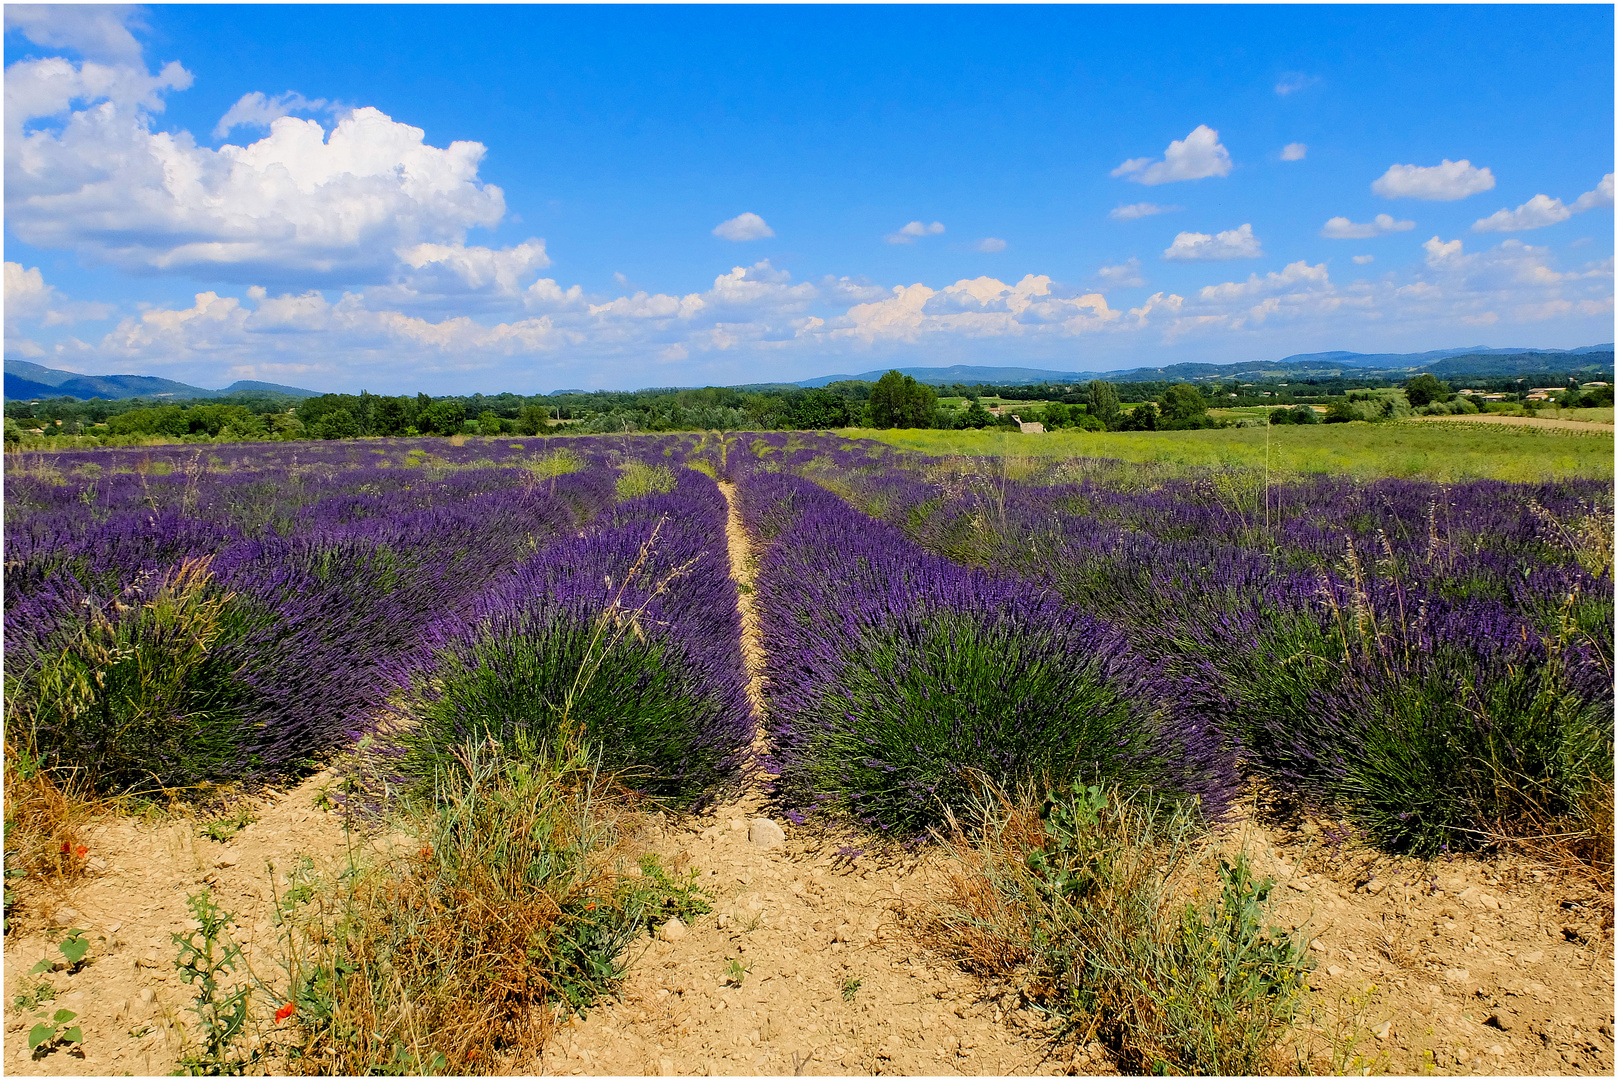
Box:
[28,959,51,974]
[52,1009,76,1023]
[28,1023,53,1050]
[58,936,89,964]
[61,1027,82,1044]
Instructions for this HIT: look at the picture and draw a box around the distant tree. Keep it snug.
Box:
[1115,401,1159,431]
[1159,383,1208,424]
[1323,399,1357,424]
[477,410,502,436]
[417,400,466,436]
[869,371,938,428]
[1288,404,1320,425]
[1403,373,1452,407]
[374,397,411,436]
[957,400,995,429]
[310,407,359,440]
[516,403,551,435]
[1084,381,1121,427]
[1041,402,1074,429]
[791,389,853,429]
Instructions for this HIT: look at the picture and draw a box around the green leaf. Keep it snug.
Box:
[28,1023,53,1050]
[52,1009,76,1024]
[60,1027,82,1044]
[58,935,89,965]
[29,959,52,974]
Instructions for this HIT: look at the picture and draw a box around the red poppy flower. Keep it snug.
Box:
[275,1002,296,1024]
[74,846,88,858]
[60,842,70,854]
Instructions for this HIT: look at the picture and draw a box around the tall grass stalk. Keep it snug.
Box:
[925,779,1311,1075]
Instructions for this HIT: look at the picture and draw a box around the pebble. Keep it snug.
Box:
[140,988,156,1004]
[1444,967,1471,983]
[1365,879,1387,895]
[748,818,785,850]
[1373,1021,1392,1040]
[660,918,687,943]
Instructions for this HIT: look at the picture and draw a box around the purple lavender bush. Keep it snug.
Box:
[378,467,753,808]
[735,463,1233,833]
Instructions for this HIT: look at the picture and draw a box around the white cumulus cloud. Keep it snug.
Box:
[1280,142,1307,161]
[1352,254,1375,265]
[4,4,147,63]
[1162,223,1262,261]
[1096,258,1146,288]
[1372,159,1495,201]
[212,91,330,139]
[711,212,774,241]
[1320,213,1416,239]
[1109,202,1182,221]
[885,220,945,244]
[1111,125,1231,185]
[1472,174,1615,232]
[974,237,1007,253]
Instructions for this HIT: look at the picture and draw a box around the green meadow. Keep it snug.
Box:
[846,418,1615,483]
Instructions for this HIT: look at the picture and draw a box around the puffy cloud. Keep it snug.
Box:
[831,274,1116,342]
[885,220,944,244]
[1111,125,1231,185]
[974,237,1007,253]
[1109,201,1181,221]
[8,62,507,283]
[1320,213,1415,239]
[4,260,115,332]
[1423,236,1465,267]
[1274,73,1320,96]
[711,212,774,241]
[212,90,329,139]
[4,4,146,63]
[1096,258,1146,288]
[1372,159,1495,200]
[818,275,890,304]
[1572,173,1615,213]
[1280,142,1307,161]
[1163,223,1262,261]
[1198,261,1329,302]
[1352,254,1375,265]
[397,240,551,295]
[1471,174,1615,232]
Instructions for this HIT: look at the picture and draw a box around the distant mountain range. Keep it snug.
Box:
[4,360,320,401]
[794,345,1616,387]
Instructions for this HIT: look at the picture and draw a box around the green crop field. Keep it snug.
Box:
[843,418,1615,483]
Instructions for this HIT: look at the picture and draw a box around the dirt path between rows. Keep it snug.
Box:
[4,481,1613,1076]
[1406,413,1615,433]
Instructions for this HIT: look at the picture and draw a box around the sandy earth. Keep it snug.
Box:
[5,483,1612,1076]
[1406,414,1615,433]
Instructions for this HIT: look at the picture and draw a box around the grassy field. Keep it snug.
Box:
[844,419,1615,483]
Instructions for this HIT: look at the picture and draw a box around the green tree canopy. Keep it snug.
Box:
[1085,381,1121,426]
[869,371,938,428]
[1404,373,1453,407]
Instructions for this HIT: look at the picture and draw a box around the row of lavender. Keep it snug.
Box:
[4,436,750,806]
[735,433,1613,853]
[730,461,1236,832]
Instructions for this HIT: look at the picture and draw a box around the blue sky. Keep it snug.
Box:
[5,4,1613,394]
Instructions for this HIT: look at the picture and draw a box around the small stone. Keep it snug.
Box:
[1309,939,1327,954]
[1599,1021,1613,1040]
[1480,893,1500,911]
[1288,878,1311,892]
[1487,1044,1505,1057]
[658,1056,675,1076]
[1444,967,1471,984]
[1373,1021,1392,1041]
[1486,1012,1514,1031]
[1326,965,1346,978]
[660,918,686,943]
[54,906,81,924]
[216,851,239,868]
[1522,950,1544,965]
[140,988,156,1004]
[1365,879,1387,895]
[748,818,785,850]
[728,818,746,833]
[1456,1047,1472,1063]
[833,923,853,943]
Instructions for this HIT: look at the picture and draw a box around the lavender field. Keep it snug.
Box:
[6,431,1610,858]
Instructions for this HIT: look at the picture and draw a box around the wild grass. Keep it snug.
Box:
[925,780,1311,1075]
[3,744,96,929]
[267,739,700,1075]
[5,556,255,796]
[848,420,1614,483]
